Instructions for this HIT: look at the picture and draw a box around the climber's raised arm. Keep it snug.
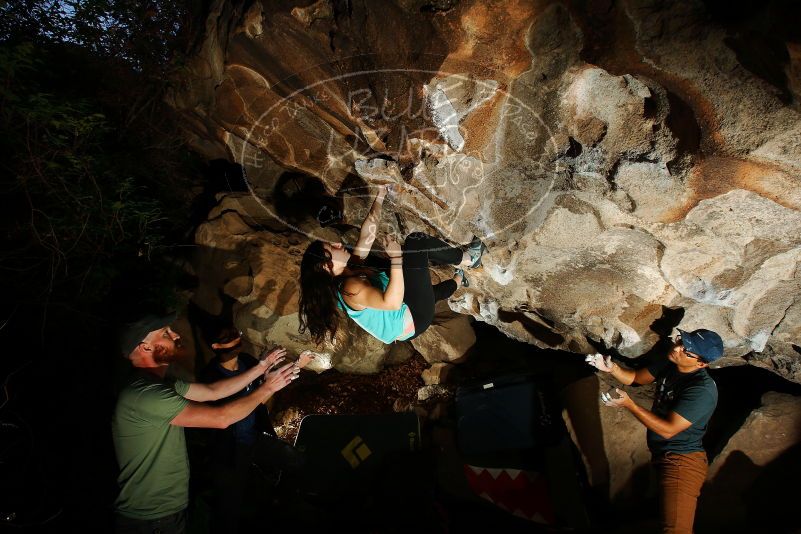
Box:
[353,185,388,259]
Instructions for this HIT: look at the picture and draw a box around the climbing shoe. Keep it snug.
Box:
[454,268,469,287]
[467,236,487,269]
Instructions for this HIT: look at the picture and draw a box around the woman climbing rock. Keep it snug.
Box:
[298,184,485,345]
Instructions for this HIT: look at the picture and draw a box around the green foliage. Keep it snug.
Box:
[0,3,200,330]
[0,0,192,75]
[1,43,166,304]
[0,4,203,526]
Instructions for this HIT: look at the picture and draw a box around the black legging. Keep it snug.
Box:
[401,232,462,339]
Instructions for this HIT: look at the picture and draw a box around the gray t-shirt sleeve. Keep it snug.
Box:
[672,383,716,424]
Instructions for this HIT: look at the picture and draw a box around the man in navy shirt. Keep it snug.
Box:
[199,326,311,533]
[587,328,723,534]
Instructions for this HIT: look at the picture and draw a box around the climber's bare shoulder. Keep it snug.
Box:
[342,277,392,310]
[341,277,371,309]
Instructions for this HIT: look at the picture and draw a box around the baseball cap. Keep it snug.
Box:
[678,328,724,363]
[119,312,177,358]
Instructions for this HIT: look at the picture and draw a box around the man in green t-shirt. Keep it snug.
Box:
[586,328,723,534]
[112,315,299,534]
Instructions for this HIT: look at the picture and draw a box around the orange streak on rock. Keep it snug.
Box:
[568,1,725,154]
[461,88,507,156]
[661,156,801,222]
[427,0,539,159]
[437,0,537,82]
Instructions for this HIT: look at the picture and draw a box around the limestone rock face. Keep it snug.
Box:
[708,393,801,479]
[561,375,653,503]
[173,0,801,381]
[411,301,477,364]
[699,392,801,529]
[421,362,454,385]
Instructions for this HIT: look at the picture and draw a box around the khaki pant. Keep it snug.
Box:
[652,451,708,534]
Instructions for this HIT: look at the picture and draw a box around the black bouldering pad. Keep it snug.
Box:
[293,413,423,501]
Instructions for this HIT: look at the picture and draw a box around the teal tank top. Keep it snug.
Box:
[337,271,413,344]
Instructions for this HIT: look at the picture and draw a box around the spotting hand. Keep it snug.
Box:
[259,346,287,370]
[263,362,301,392]
[601,388,630,408]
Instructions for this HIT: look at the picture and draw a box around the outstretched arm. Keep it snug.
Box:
[353,185,388,259]
[262,350,316,405]
[172,362,298,429]
[184,347,286,402]
[586,354,656,385]
[602,388,692,439]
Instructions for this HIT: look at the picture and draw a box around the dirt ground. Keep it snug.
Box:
[269,354,429,443]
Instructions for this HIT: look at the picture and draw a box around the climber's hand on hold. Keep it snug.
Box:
[297,350,316,369]
[586,353,615,373]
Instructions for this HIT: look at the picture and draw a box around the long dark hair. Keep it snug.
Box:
[298,240,343,345]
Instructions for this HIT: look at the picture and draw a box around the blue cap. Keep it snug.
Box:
[678,328,724,363]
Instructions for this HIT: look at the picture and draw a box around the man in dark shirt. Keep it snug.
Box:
[199,326,311,533]
[199,327,276,453]
[587,328,723,534]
